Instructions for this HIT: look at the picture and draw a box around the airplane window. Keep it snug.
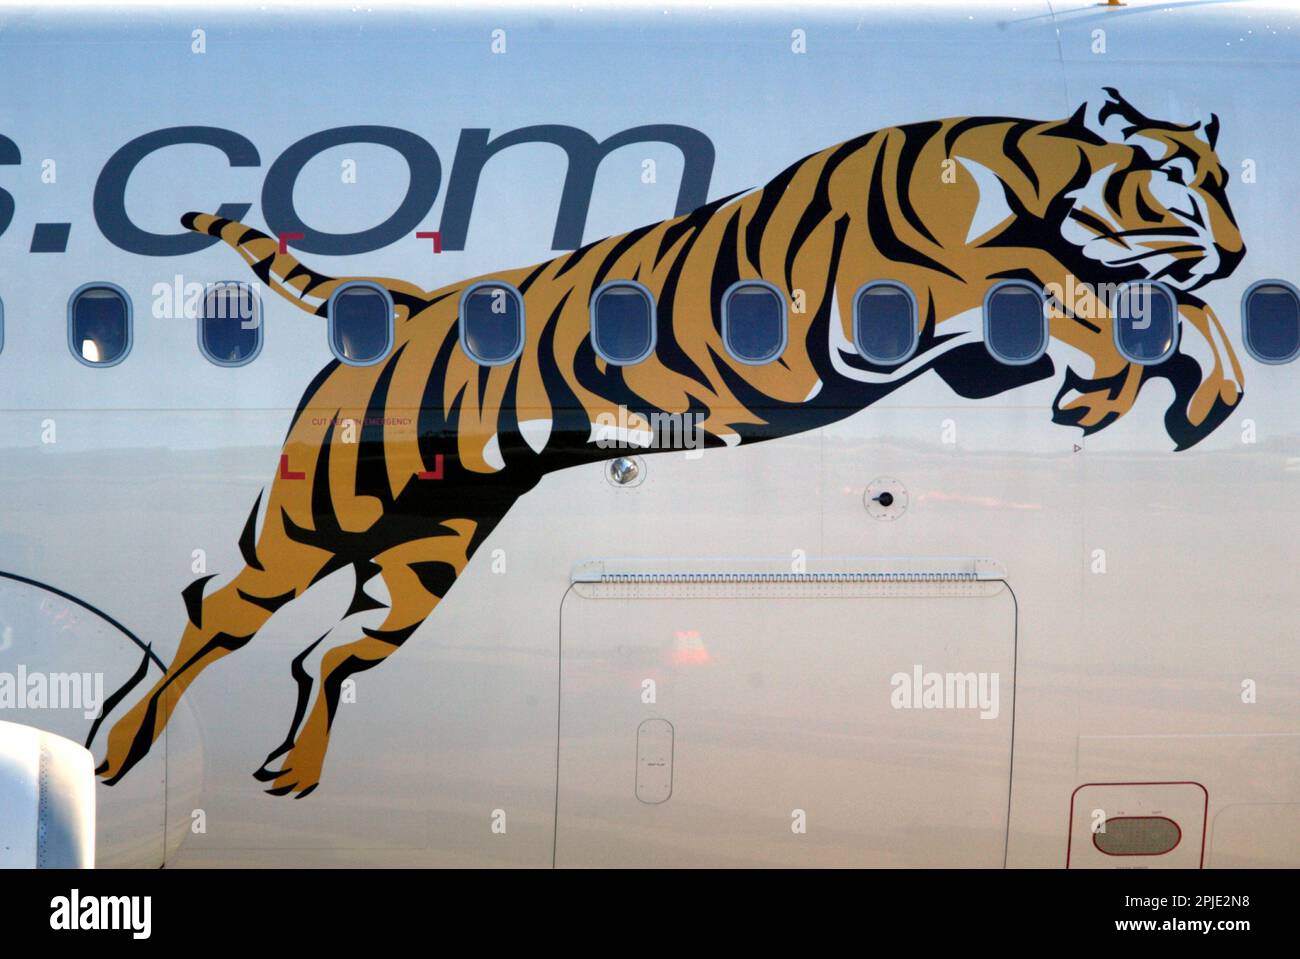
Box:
[1112,281,1177,365]
[200,282,262,367]
[722,281,786,364]
[328,283,393,366]
[460,282,524,365]
[1243,281,1300,364]
[854,281,918,364]
[68,284,131,366]
[591,282,655,365]
[984,281,1049,365]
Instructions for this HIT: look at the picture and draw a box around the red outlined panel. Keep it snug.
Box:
[1067,781,1208,869]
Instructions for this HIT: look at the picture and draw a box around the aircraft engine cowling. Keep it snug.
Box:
[0,721,95,868]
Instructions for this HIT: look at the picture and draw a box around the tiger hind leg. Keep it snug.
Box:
[97,508,332,784]
[254,522,480,797]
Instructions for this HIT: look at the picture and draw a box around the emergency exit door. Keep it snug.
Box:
[555,557,1015,866]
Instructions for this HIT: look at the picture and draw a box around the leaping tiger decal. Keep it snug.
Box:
[96,89,1246,796]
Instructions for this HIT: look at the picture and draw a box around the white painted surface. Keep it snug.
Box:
[0,1,1295,866]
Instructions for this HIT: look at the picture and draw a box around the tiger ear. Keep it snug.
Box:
[1073,87,1148,144]
[1200,114,1221,150]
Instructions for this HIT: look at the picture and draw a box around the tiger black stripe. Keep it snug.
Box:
[98,90,1248,796]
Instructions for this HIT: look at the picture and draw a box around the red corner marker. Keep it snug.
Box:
[278,232,305,254]
[417,454,444,480]
[279,454,306,480]
[416,231,442,254]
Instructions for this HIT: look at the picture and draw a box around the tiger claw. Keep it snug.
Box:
[253,744,321,797]
[252,742,293,782]
[251,763,289,783]
[257,765,318,797]
[262,772,319,798]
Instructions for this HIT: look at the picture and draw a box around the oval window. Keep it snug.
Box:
[854,282,918,364]
[722,281,786,364]
[984,281,1048,364]
[591,282,655,364]
[1093,817,1182,857]
[68,284,131,366]
[1112,282,1177,364]
[461,282,524,365]
[200,282,262,366]
[329,283,393,365]
[1242,281,1300,364]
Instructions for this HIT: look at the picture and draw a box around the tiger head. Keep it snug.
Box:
[1042,89,1247,448]
[1060,87,1244,290]
[824,89,1249,450]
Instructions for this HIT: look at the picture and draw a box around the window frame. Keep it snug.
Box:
[326,280,394,367]
[852,280,919,366]
[0,295,5,355]
[1110,280,1178,366]
[720,279,788,366]
[67,281,133,368]
[458,280,526,366]
[197,281,264,368]
[589,280,657,366]
[982,279,1050,366]
[1241,278,1300,365]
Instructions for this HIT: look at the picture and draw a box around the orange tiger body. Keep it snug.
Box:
[97,89,1246,795]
